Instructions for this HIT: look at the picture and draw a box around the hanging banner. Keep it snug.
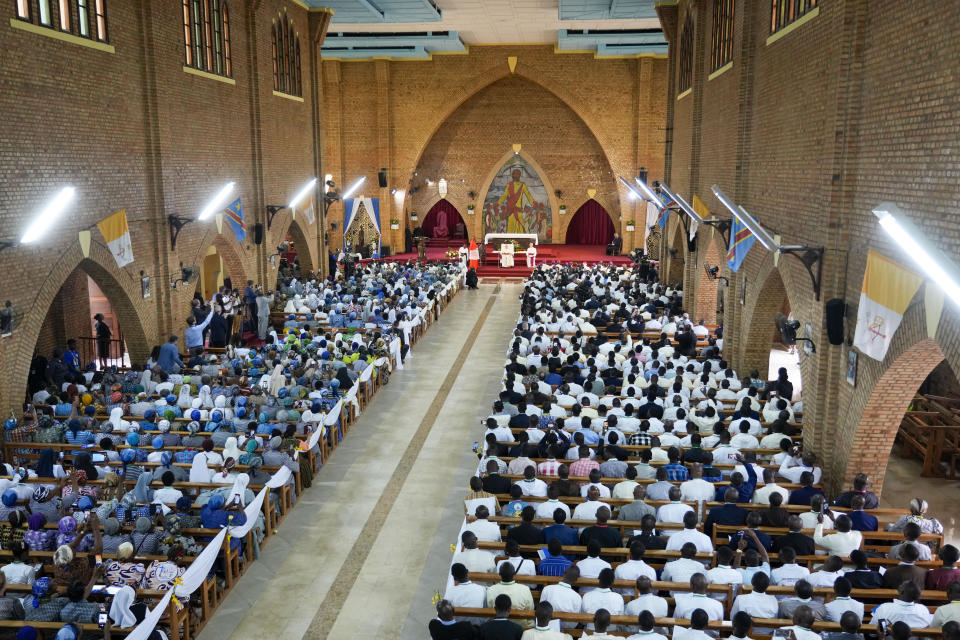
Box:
[853,249,924,361]
[97,209,134,267]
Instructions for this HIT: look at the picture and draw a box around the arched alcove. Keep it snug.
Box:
[740,266,802,399]
[565,199,616,245]
[422,199,468,240]
[697,234,724,324]
[666,222,685,285]
[275,216,316,275]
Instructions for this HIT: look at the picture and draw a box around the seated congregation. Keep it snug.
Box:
[0,260,462,638]
[434,262,952,640]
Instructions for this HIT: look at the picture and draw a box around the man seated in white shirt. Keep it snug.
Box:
[770,546,810,588]
[465,504,502,542]
[446,562,487,624]
[572,486,611,524]
[626,610,669,640]
[824,576,864,622]
[539,566,582,630]
[662,543,709,595]
[577,540,612,587]
[615,542,657,595]
[778,450,823,485]
[673,608,716,640]
[727,611,754,640]
[814,514,862,557]
[681,463,717,503]
[522,602,573,640]
[580,469,612,499]
[517,466,549,497]
[806,555,847,588]
[657,486,694,536]
[581,568,624,629]
[498,539,538,577]
[666,511,714,553]
[454,531,497,576]
[731,570,779,619]
[781,605,822,640]
[705,546,743,600]
[871,581,934,627]
[625,576,669,618]
[730,421,760,450]
[752,469,790,505]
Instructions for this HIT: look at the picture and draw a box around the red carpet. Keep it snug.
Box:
[380,244,631,277]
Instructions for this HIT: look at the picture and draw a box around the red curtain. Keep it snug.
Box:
[565,199,615,245]
[421,200,467,239]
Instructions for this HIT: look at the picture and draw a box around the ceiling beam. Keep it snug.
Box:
[354,0,385,20]
[417,0,442,20]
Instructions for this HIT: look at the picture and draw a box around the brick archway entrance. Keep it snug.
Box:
[845,338,946,494]
[741,267,792,381]
[696,235,723,325]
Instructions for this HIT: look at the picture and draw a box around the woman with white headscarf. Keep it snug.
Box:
[176,383,193,408]
[108,585,140,628]
[214,394,233,420]
[189,452,214,484]
[199,384,214,408]
[222,437,242,463]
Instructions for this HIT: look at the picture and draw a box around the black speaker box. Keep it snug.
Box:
[378,168,387,188]
[381,245,391,257]
[253,223,264,245]
[825,298,845,345]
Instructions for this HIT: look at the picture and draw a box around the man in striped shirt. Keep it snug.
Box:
[569,445,600,484]
[537,446,563,476]
[537,538,574,577]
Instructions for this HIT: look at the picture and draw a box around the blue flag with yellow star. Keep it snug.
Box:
[224,198,246,243]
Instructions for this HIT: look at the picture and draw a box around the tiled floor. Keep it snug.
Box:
[196,282,523,640]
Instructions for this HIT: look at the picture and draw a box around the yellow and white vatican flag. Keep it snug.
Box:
[853,249,923,361]
[97,209,134,267]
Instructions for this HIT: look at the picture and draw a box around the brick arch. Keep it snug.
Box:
[844,338,945,494]
[696,233,723,324]
[739,261,791,379]
[188,228,253,288]
[0,241,152,412]
[273,215,316,275]
[474,147,561,243]
[404,73,620,225]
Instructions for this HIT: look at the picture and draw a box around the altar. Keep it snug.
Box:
[483,233,539,246]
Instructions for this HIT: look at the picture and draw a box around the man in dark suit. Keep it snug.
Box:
[481,460,511,495]
[507,506,545,546]
[846,494,879,531]
[787,471,825,506]
[579,506,622,549]
[704,487,748,538]
[478,593,523,640]
[883,543,927,590]
[772,515,817,556]
[626,514,668,550]
[542,510,579,546]
[831,473,880,510]
[606,233,622,256]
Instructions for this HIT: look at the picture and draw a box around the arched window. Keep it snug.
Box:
[678,14,694,93]
[182,0,231,77]
[15,0,108,42]
[272,13,302,97]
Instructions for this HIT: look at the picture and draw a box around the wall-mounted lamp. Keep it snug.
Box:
[266,177,318,229]
[169,182,234,250]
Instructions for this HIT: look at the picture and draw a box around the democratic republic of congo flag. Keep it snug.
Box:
[726,216,756,272]
[224,198,246,243]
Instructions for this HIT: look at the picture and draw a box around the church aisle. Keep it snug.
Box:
[195,281,520,640]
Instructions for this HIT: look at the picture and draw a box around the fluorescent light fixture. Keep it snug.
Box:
[21,186,76,244]
[198,182,235,221]
[341,176,365,200]
[288,178,317,210]
[617,176,645,202]
[710,184,778,250]
[634,176,662,205]
[874,203,960,306]
[657,181,704,224]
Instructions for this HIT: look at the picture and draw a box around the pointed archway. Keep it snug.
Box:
[564,199,616,245]
[421,199,468,240]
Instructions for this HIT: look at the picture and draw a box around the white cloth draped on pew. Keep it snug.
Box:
[125,591,173,640]
[175,528,227,597]
[228,467,289,538]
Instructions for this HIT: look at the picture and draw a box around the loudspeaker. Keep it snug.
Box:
[825,298,845,345]
[381,245,391,257]
[253,223,264,245]
[378,168,387,188]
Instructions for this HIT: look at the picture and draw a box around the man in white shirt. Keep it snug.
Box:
[539,566,583,630]
[704,547,743,600]
[153,471,185,505]
[666,511,714,553]
[581,568,624,629]
[731,571,779,619]
[770,547,810,588]
[615,542,657,594]
[680,464,717,503]
[814,514,862,557]
[752,469,790,505]
[806,555,847,588]
[657,487,694,536]
[572,487,611,524]
[824,576,864,622]
[871,581,934,627]
[662,543,708,594]
[626,610,669,640]
[577,540,613,588]
[931,581,960,627]
[465,505,502,542]
[446,563,487,624]
[780,606,821,640]
[517,467,549,497]
[580,469,612,499]
[673,609,716,640]
[625,576,669,618]
[612,466,640,500]
[521,602,573,640]
[778,450,823,485]
[453,531,497,577]
[730,421,760,450]
[535,486,572,520]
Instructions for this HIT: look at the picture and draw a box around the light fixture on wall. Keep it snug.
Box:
[654,181,704,224]
[266,177,317,229]
[438,178,448,197]
[711,184,826,300]
[3,185,77,251]
[168,181,234,250]
[341,176,366,200]
[874,202,960,307]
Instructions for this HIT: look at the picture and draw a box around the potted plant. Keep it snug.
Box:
[466,203,475,215]
[410,210,418,222]
[558,204,567,215]
[390,218,400,230]
[625,219,636,231]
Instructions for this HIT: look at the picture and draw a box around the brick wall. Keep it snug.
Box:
[0,1,332,413]
[321,47,669,253]
[658,0,960,494]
